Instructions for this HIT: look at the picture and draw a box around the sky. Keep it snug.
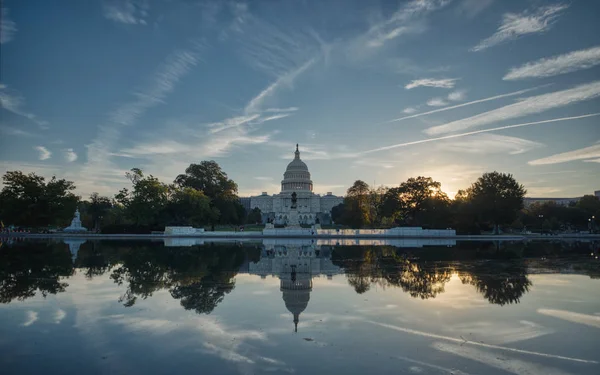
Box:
[1,0,599,199]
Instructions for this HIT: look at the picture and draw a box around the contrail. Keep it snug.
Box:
[361,113,600,155]
[383,86,549,124]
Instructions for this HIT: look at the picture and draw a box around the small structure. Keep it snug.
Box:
[63,209,87,232]
[164,226,205,235]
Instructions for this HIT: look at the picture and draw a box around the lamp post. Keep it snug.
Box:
[589,215,596,234]
[538,214,544,235]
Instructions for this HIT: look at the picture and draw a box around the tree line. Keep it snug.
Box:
[0,161,248,232]
[332,172,599,234]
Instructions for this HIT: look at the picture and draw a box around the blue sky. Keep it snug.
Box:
[1,0,599,198]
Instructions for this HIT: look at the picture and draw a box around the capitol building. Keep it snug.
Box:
[248,145,344,225]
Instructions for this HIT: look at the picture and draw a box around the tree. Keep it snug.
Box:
[331,203,346,224]
[117,168,170,226]
[88,193,112,230]
[175,161,243,228]
[467,172,526,234]
[0,171,79,228]
[175,161,238,200]
[165,187,212,227]
[247,207,262,224]
[382,177,448,225]
[344,180,371,228]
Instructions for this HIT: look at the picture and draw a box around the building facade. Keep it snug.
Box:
[249,145,344,225]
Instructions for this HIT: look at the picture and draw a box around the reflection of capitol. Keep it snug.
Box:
[246,239,341,332]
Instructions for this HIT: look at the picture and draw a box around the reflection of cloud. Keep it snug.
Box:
[445,320,553,345]
[54,309,66,324]
[368,321,597,363]
[22,311,38,327]
[538,309,600,329]
[432,342,572,375]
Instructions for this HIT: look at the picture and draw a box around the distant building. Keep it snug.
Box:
[523,190,600,207]
[523,197,580,207]
[246,145,344,225]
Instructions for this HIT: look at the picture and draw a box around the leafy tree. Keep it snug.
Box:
[331,203,346,224]
[0,171,79,228]
[343,180,371,228]
[88,192,112,230]
[164,187,212,227]
[467,172,526,234]
[383,177,447,225]
[175,161,244,228]
[117,168,170,226]
[247,207,262,224]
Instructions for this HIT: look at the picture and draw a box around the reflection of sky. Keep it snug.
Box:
[1,271,599,374]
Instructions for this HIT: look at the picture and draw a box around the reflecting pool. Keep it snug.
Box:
[1,238,599,374]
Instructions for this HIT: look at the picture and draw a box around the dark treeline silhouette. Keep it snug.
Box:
[0,161,247,233]
[3,168,598,233]
[1,240,598,309]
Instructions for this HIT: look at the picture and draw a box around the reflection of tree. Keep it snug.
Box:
[332,245,535,305]
[0,241,74,303]
[77,241,259,313]
[459,262,531,305]
[333,246,452,299]
[383,261,452,299]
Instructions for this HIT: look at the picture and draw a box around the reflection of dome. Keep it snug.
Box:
[281,144,313,192]
[282,289,310,333]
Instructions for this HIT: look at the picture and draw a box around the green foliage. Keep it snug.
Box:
[0,171,79,228]
[467,171,526,234]
[247,207,262,224]
[175,161,244,226]
[383,176,448,225]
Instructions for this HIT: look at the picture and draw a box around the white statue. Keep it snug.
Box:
[64,208,87,232]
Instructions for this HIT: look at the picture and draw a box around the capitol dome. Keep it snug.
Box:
[281,144,313,192]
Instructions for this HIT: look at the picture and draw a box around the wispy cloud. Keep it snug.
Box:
[0,6,17,43]
[0,126,37,137]
[362,113,600,155]
[528,142,600,165]
[448,90,466,101]
[103,0,148,25]
[254,176,273,181]
[425,81,600,135]
[364,0,451,48]
[405,78,458,90]
[384,86,541,124]
[86,42,203,169]
[264,107,299,113]
[504,45,600,80]
[64,149,78,162]
[244,58,316,114]
[438,134,543,155]
[35,146,52,160]
[0,84,49,128]
[471,3,569,52]
[207,114,260,134]
[427,97,448,107]
[456,0,495,18]
[403,107,417,114]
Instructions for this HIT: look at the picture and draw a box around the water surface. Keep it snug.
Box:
[1,238,599,374]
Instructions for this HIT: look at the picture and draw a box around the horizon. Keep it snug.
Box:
[1,0,600,199]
